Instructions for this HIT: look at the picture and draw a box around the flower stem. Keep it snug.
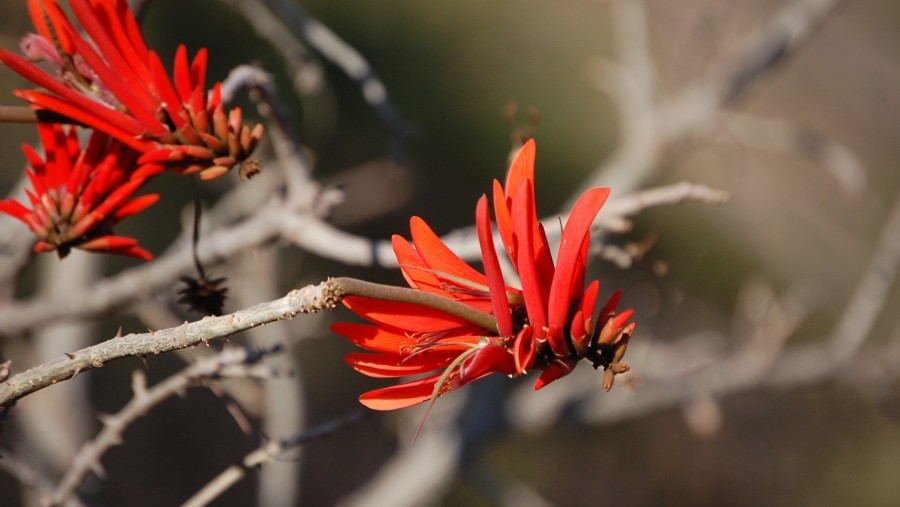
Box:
[331,277,499,334]
[0,106,37,123]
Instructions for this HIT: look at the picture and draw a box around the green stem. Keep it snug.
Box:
[332,277,499,334]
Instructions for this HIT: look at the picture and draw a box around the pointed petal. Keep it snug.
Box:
[342,296,474,333]
[505,139,535,197]
[546,187,610,353]
[358,374,444,410]
[409,216,487,288]
[476,195,513,337]
[112,193,158,221]
[533,358,578,390]
[492,179,517,268]
[392,234,443,294]
[511,180,547,336]
[459,343,515,382]
[345,352,455,378]
[331,322,414,354]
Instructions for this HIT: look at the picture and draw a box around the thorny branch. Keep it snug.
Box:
[0,276,505,410]
[0,280,342,410]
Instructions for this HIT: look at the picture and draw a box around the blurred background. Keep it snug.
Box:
[2,0,900,505]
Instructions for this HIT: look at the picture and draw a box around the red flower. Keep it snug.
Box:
[0,0,264,180]
[332,140,636,410]
[0,123,160,259]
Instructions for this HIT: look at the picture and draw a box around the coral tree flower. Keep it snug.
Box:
[0,0,264,180]
[0,123,160,259]
[331,140,636,410]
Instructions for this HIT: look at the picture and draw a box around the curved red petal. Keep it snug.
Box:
[392,234,442,294]
[492,179,517,268]
[15,91,151,152]
[459,343,515,382]
[533,358,578,390]
[342,295,473,333]
[476,195,513,337]
[581,280,600,334]
[513,326,537,374]
[409,216,487,288]
[112,193,158,221]
[358,374,444,410]
[546,187,610,351]
[511,180,547,336]
[331,322,414,354]
[345,352,455,378]
[505,139,535,198]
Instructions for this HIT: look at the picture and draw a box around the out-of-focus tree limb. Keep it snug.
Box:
[575,0,843,201]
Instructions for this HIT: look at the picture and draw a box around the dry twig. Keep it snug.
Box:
[49,346,285,507]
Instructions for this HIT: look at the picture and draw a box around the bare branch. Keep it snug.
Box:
[182,409,367,507]
[576,0,843,200]
[49,346,284,507]
[715,112,866,197]
[219,0,326,98]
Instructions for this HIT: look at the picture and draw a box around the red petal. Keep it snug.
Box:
[112,193,158,221]
[331,322,415,354]
[345,352,455,378]
[103,244,153,260]
[533,358,578,390]
[342,296,473,333]
[148,50,188,130]
[476,195,513,337]
[459,343,514,382]
[0,199,33,223]
[492,179,517,268]
[504,139,535,198]
[511,180,547,336]
[392,234,442,294]
[28,0,74,54]
[546,187,610,353]
[409,216,487,288]
[63,27,166,136]
[174,45,193,104]
[15,91,152,152]
[513,326,537,374]
[581,280,600,334]
[358,374,444,410]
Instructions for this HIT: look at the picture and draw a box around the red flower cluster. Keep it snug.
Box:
[0,0,267,259]
[0,124,160,259]
[0,0,263,180]
[332,140,635,410]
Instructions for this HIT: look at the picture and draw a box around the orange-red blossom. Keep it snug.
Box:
[0,123,160,259]
[332,140,636,410]
[0,0,263,180]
